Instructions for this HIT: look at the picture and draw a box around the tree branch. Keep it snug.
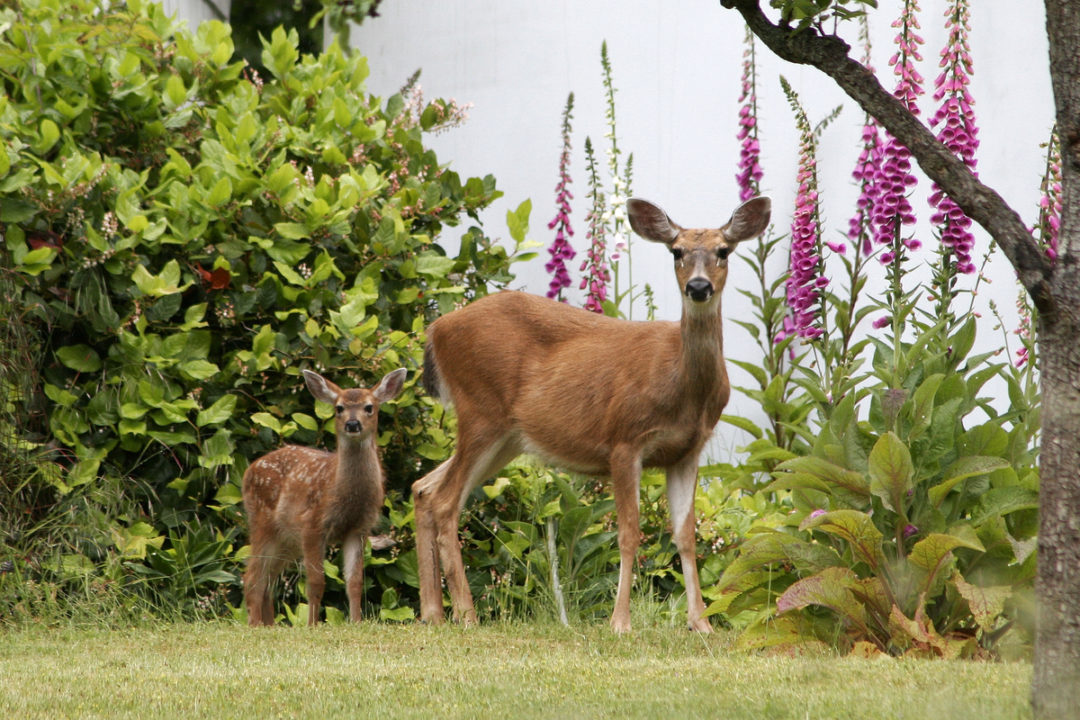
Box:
[720,0,1056,316]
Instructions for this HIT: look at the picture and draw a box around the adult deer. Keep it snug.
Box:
[413,196,771,632]
[242,368,407,626]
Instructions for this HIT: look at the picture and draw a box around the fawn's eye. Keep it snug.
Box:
[364,404,374,414]
[671,248,684,261]
[335,405,344,415]
[716,247,729,261]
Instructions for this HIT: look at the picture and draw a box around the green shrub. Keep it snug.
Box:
[0,0,528,620]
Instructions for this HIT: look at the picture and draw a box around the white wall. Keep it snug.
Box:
[344,2,1053,460]
[164,0,230,30]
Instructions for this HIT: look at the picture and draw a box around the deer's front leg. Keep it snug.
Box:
[667,453,711,633]
[343,532,366,623]
[301,530,326,626]
[610,446,643,634]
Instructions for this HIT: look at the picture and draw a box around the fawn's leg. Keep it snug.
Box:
[301,529,325,626]
[343,532,366,623]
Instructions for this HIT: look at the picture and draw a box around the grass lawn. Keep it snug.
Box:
[0,621,1032,719]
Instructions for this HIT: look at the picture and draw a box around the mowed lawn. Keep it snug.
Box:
[0,621,1032,719]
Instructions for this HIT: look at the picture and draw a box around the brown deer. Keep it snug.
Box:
[412,196,771,632]
[242,368,407,626]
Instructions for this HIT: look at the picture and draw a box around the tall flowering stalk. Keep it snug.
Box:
[779,78,828,343]
[1036,125,1062,263]
[736,27,763,202]
[929,0,979,291]
[1016,125,1062,368]
[599,41,635,318]
[873,0,924,330]
[545,93,576,301]
[849,17,882,258]
[580,137,610,313]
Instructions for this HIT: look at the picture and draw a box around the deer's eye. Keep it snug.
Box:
[364,404,374,415]
[716,247,729,261]
[335,405,345,415]
[671,248,684,261]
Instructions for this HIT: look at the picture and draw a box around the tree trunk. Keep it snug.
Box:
[719,1,1080,716]
[1034,309,1080,718]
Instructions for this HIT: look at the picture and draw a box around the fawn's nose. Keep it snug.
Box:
[685,278,714,302]
[344,419,363,434]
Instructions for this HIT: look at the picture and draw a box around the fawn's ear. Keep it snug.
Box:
[373,368,407,403]
[627,198,682,245]
[723,197,771,244]
[303,369,340,405]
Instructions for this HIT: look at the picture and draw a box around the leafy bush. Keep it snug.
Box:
[0,0,526,620]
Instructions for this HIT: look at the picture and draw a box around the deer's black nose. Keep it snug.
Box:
[344,420,362,434]
[685,278,714,302]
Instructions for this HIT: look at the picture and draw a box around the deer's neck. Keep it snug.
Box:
[333,439,382,490]
[678,300,725,390]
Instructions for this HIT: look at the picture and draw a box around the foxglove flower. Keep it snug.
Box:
[736,28,764,202]
[779,79,829,342]
[848,19,882,256]
[545,93,577,300]
[872,0,924,257]
[1035,126,1062,263]
[580,137,610,314]
[928,0,979,275]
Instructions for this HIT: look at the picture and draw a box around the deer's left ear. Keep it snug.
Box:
[627,198,682,245]
[373,368,407,403]
[303,369,340,405]
[723,197,771,244]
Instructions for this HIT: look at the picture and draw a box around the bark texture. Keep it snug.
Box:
[719,1,1080,716]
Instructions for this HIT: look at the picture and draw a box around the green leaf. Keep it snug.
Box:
[909,532,984,573]
[952,572,1012,634]
[776,567,868,630]
[179,359,219,380]
[868,431,913,514]
[415,252,456,278]
[719,414,764,439]
[800,509,883,570]
[57,344,103,373]
[207,176,232,207]
[196,394,237,427]
[252,412,283,433]
[274,222,310,240]
[928,456,1011,507]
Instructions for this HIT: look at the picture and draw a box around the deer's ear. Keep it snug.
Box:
[373,368,407,403]
[303,369,339,405]
[627,198,682,245]
[723,197,771,244]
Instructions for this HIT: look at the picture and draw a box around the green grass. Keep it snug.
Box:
[0,621,1032,719]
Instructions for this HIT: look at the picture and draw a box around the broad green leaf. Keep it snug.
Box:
[196,394,237,427]
[719,414,764,439]
[909,532,984,574]
[929,456,1011,507]
[252,412,282,433]
[415,252,456,278]
[179,359,219,380]
[274,222,310,240]
[57,344,102,373]
[776,567,867,631]
[971,486,1039,526]
[868,431,913,514]
[951,572,1011,634]
[800,509,883,570]
[207,176,232,207]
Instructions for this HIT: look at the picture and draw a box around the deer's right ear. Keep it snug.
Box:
[723,197,771,244]
[627,198,681,245]
[303,369,339,405]
[373,368,407,403]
